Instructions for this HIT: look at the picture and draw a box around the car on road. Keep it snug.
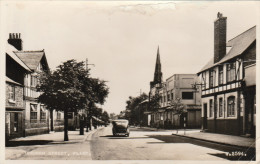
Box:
[112,119,130,137]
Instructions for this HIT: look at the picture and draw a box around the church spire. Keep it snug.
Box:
[150,46,163,88]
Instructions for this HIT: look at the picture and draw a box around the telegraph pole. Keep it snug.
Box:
[86,58,95,132]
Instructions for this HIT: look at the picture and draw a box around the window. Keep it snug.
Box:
[209,99,213,118]
[167,92,171,101]
[40,106,46,120]
[30,104,37,121]
[227,62,235,82]
[219,66,223,85]
[31,76,38,87]
[9,85,15,101]
[68,112,73,119]
[202,73,206,90]
[57,112,62,120]
[209,69,214,87]
[227,96,235,117]
[182,92,193,100]
[219,98,223,117]
[171,92,174,100]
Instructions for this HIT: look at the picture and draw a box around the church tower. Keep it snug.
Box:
[150,46,163,89]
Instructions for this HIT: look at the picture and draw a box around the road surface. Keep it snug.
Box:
[6,126,254,160]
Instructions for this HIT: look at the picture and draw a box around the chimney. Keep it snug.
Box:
[8,33,23,50]
[214,12,227,63]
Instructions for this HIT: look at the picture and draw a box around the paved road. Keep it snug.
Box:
[90,126,235,160]
[6,126,255,160]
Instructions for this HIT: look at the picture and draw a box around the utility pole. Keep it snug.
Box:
[86,58,95,70]
[85,58,95,132]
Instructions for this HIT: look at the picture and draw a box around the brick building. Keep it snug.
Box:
[197,13,256,136]
[6,33,64,139]
[5,40,31,140]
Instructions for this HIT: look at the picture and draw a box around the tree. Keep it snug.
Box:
[168,98,187,132]
[125,93,148,125]
[37,59,109,141]
[101,111,110,124]
[168,98,187,115]
[148,93,160,112]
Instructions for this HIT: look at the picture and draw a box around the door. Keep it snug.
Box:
[10,112,23,138]
[203,103,208,129]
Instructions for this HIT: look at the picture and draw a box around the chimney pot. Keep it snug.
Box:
[8,33,23,50]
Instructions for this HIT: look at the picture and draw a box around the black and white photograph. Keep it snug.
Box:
[0,1,259,163]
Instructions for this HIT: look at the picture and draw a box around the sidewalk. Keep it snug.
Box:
[5,127,103,160]
[172,130,256,149]
[138,126,255,149]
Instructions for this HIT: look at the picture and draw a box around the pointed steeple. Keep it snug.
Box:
[150,46,163,88]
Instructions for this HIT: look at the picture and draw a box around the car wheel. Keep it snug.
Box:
[126,134,129,137]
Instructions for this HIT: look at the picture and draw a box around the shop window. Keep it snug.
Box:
[227,96,235,117]
[219,66,223,85]
[209,99,214,118]
[219,98,223,117]
[182,92,193,100]
[30,104,37,121]
[227,62,235,82]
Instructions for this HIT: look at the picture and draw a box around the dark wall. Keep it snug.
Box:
[6,54,27,84]
[243,42,256,67]
[207,118,242,135]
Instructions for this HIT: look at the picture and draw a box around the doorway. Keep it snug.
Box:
[203,103,208,129]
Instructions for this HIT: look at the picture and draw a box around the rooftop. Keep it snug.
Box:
[198,26,256,74]
[14,50,46,71]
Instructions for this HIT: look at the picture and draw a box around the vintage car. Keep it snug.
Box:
[112,119,130,137]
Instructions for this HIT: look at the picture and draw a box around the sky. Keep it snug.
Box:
[1,1,259,114]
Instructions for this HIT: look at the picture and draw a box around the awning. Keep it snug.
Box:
[40,105,45,112]
[186,105,201,110]
[30,104,37,112]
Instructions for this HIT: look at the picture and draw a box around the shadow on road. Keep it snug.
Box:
[99,135,148,139]
[208,153,255,161]
[6,140,53,147]
[147,135,255,161]
[6,140,80,147]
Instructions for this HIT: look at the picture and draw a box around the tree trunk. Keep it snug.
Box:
[80,115,84,135]
[50,109,54,131]
[64,109,69,141]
